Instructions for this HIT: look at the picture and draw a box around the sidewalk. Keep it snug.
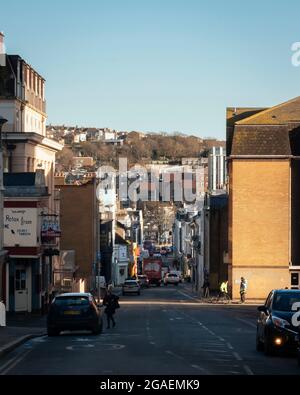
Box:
[0,313,46,358]
[180,282,263,306]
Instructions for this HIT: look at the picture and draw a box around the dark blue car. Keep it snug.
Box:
[256,289,300,356]
[47,293,103,336]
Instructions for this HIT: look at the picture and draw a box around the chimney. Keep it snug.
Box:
[0,32,6,67]
[0,32,5,54]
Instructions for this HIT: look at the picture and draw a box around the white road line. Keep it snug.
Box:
[199,349,230,354]
[233,352,243,361]
[207,330,216,336]
[227,342,234,350]
[178,291,198,301]
[243,365,254,375]
[217,337,225,342]
[165,350,184,360]
[236,318,257,328]
[0,357,18,374]
[149,342,156,345]
[0,349,32,376]
[191,365,211,375]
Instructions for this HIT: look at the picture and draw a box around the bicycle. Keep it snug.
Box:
[206,292,231,304]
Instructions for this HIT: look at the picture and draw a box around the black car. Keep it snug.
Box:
[256,289,300,355]
[47,293,103,336]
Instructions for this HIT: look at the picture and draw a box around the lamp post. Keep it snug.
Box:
[0,116,7,303]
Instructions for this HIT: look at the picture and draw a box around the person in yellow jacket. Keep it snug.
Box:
[218,280,230,301]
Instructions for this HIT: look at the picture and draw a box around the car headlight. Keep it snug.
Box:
[271,316,290,328]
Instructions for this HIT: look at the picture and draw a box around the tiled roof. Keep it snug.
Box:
[236,97,300,125]
[231,125,291,156]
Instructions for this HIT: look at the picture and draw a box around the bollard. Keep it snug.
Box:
[0,300,6,327]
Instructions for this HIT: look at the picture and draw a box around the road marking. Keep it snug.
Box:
[0,357,18,374]
[165,350,184,360]
[191,364,211,374]
[207,330,215,336]
[226,342,234,350]
[150,342,156,345]
[236,318,257,328]
[199,349,230,354]
[75,338,91,342]
[233,352,243,361]
[178,291,198,301]
[217,337,225,342]
[243,365,254,375]
[0,349,32,376]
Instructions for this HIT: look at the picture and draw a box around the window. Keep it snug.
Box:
[54,296,89,306]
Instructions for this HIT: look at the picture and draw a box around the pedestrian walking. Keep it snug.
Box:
[202,278,210,298]
[103,285,120,329]
[240,277,247,303]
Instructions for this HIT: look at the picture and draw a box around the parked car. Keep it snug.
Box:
[122,280,141,295]
[169,270,183,283]
[47,293,103,336]
[164,273,180,286]
[297,335,300,366]
[137,275,150,288]
[256,289,300,355]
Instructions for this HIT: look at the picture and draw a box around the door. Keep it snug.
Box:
[291,272,300,290]
[15,267,28,312]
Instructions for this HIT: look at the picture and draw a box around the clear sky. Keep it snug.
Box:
[2,0,300,138]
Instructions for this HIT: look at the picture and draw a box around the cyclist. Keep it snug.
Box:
[219,280,230,302]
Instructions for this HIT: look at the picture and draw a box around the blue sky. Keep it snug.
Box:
[2,0,300,138]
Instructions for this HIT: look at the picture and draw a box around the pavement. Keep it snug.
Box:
[0,285,298,375]
[0,313,46,358]
[180,281,264,305]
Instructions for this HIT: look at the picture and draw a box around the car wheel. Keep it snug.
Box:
[47,328,60,337]
[256,332,264,352]
[175,283,179,286]
[137,291,141,295]
[122,292,125,296]
[92,320,103,335]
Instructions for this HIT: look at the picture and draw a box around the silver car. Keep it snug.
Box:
[122,280,141,295]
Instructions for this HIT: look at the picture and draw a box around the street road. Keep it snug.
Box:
[0,285,299,375]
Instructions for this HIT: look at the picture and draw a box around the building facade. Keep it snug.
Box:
[56,178,99,292]
[227,97,300,300]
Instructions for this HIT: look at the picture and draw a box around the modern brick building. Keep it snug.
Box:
[56,178,99,292]
[227,97,300,300]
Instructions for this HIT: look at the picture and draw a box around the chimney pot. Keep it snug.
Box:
[0,32,5,66]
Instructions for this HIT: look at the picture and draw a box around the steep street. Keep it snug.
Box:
[0,286,298,376]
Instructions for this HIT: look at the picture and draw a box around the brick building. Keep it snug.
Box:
[56,178,99,291]
[227,97,300,300]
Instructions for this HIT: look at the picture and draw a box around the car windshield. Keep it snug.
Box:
[55,296,89,306]
[125,281,138,285]
[272,292,300,312]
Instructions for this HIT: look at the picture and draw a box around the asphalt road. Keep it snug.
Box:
[0,285,299,375]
